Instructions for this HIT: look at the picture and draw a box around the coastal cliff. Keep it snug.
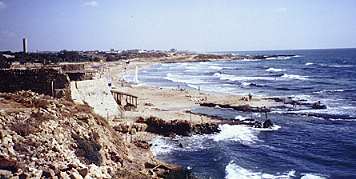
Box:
[0,91,181,178]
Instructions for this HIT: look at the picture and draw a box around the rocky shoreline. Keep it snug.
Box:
[0,91,187,178]
[0,52,306,179]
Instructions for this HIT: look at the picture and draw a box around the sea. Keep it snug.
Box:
[124,49,356,179]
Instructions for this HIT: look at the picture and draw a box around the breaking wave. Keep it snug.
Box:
[305,62,314,66]
[266,68,286,72]
[150,137,176,156]
[300,173,328,179]
[212,124,281,145]
[208,65,223,70]
[225,161,296,179]
[313,89,345,94]
[281,74,308,80]
[214,73,276,82]
[165,73,209,84]
[265,56,293,60]
[225,161,327,179]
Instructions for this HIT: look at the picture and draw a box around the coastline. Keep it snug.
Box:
[1,50,355,178]
[102,55,286,176]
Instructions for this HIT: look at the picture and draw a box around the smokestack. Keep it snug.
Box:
[22,38,27,53]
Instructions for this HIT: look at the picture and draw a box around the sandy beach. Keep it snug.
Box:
[103,55,281,126]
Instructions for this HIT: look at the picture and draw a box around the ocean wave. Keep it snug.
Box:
[225,161,327,179]
[290,94,312,101]
[208,65,223,70]
[225,161,296,179]
[283,106,356,121]
[235,115,247,120]
[241,59,263,62]
[184,64,223,73]
[254,125,282,131]
[321,64,354,68]
[150,137,176,156]
[281,74,308,80]
[214,73,276,82]
[187,84,237,94]
[313,89,345,94]
[150,135,211,156]
[212,124,281,144]
[165,73,209,84]
[300,173,328,179]
[265,56,293,60]
[213,125,260,144]
[266,68,286,72]
[241,82,252,87]
[305,62,314,66]
[214,72,307,82]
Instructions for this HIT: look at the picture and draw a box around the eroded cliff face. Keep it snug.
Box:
[0,91,178,179]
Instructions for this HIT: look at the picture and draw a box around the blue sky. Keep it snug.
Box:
[0,0,356,52]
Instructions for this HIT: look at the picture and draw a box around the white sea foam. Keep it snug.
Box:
[165,73,209,84]
[213,124,282,144]
[150,137,176,156]
[301,173,327,179]
[305,62,314,66]
[213,125,260,144]
[255,125,282,131]
[214,73,276,82]
[225,161,296,179]
[235,115,247,120]
[281,74,308,80]
[290,94,312,101]
[214,72,307,82]
[150,135,214,156]
[265,56,292,60]
[241,82,252,86]
[266,68,285,72]
[187,83,237,94]
[208,65,223,70]
[313,89,344,94]
[327,64,354,68]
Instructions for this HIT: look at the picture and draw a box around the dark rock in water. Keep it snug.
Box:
[165,166,198,179]
[139,117,220,136]
[263,119,274,128]
[200,103,271,112]
[312,102,327,109]
[253,121,263,128]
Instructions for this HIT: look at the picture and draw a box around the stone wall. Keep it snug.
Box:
[0,68,70,98]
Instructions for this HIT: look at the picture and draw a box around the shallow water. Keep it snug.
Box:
[125,49,356,178]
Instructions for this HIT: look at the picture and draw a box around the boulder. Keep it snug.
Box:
[263,119,274,128]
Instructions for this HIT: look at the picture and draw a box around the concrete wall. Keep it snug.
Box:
[0,68,70,98]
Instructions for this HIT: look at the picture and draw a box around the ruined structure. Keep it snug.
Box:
[0,68,70,98]
[49,63,95,81]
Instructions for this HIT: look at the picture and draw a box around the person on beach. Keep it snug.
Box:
[248,93,252,101]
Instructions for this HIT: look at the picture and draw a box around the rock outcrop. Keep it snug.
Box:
[0,91,179,178]
[137,117,220,137]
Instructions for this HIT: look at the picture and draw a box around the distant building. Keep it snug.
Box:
[22,38,28,53]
